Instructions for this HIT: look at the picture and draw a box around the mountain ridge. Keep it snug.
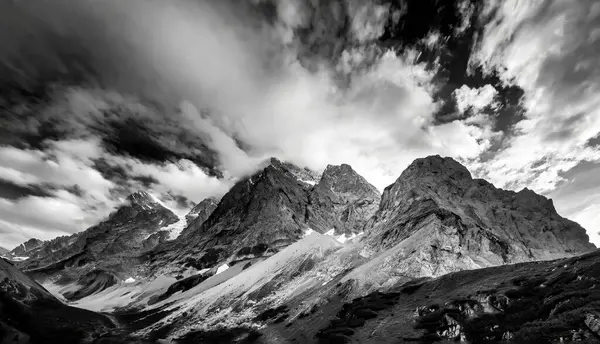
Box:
[1,155,597,344]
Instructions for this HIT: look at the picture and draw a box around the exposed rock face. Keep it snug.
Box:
[19,191,179,285]
[363,155,595,276]
[585,312,600,337]
[180,197,219,237]
[26,234,78,261]
[167,158,378,270]
[9,238,44,258]
[309,164,380,235]
[173,159,316,268]
[268,157,321,186]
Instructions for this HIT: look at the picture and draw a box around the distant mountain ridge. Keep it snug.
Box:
[16,191,181,298]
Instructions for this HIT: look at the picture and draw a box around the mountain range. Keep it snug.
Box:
[1,156,598,343]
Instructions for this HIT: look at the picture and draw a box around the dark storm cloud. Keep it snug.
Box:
[0,179,53,201]
[587,135,600,148]
[374,0,527,137]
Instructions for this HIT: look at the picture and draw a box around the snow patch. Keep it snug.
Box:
[10,256,29,261]
[303,228,315,238]
[124,277,136,284]
[216,264,229,275]
[164,217,188,240]
[300,179,317,186]
[324,229,363,244]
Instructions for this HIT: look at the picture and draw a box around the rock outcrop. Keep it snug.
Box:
[363,155,595,273]
[290,248,600,344]
[8,238,44,259]
[165,158,379,270]
[180,197,219,238]
[308,163,380,235]
[18,191,180,289]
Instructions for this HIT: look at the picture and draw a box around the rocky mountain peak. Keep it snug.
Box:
[126,191,158,206]
[186,197,218,222]
[308,163,381,236]
[399,155,472,182]
[178,197,220,238]
[10,238,44,258]
[366,156,595,269]
[263,157,320,186]
[319,163,379,198]
[108,191,176,224]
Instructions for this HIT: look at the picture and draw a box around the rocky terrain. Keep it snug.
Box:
[3,239,45,261]
[283,249,600,343]
[148,158,380,276]
[1,155,597,344]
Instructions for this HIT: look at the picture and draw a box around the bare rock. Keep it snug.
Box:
[363,155,595,279]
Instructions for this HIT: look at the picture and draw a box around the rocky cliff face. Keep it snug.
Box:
[165,158,379,270]
[309,164,380,235]
[362,155,595,275]
[180,197,219,238]
[171,159,318,269]
[8,238,44,259]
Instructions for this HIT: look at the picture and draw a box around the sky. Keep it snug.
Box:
[0,0,599,249]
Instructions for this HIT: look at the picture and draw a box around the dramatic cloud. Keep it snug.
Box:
[0,137,230,247]
[453,84,498,114]
[1,0,599,247]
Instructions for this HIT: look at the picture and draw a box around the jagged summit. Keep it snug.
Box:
[261,157,321,186]
[126,191,158,205]
[310,163,381,235]
[177,197,219,239]
[156,159,379,272]
[185,197,218,223]
[320,163,379,197]
[6,238,45,260]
